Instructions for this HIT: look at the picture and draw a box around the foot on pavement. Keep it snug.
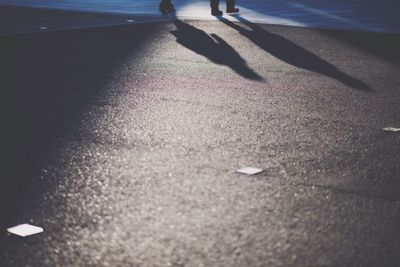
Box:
[211,9,223,16]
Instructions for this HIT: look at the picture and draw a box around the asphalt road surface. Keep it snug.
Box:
[1,11,400,267]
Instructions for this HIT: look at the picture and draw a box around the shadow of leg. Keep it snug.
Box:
[219,15,370,91]
[171,20,263,81]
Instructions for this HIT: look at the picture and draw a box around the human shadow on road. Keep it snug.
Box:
[170,20,263,81]
[219,15,370,91]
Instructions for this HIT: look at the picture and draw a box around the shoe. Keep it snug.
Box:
[211,9,223,16]
[226,7,240,13]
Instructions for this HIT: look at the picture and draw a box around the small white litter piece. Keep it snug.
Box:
[7,224,43,237]
[382,127,400,132]
[236,167,264,175]
[40,26,48,30]
[126,19,135,23]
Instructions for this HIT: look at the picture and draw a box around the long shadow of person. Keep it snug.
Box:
[219,15,370,91]
[171,20,263,81]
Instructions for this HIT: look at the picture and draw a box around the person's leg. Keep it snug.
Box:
[226,0,239,13]
[210,0,223,16]
[210,0,219,10]
[159,0,175,14]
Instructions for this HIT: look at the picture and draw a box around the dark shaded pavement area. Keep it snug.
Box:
[1,17,400,267]
[0,5,172,35]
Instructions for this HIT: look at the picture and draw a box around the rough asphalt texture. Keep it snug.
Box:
[1,17,400,267]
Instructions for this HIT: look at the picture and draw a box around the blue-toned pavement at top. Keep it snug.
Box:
[0,0,400,33]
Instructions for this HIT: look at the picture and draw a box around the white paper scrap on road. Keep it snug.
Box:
[236,167,263,175]
[7,224,43,237]
[40,26,48,30]
[382,127,400,132]
[126,19,134,23]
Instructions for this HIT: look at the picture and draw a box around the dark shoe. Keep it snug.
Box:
[226,7,240,13]
[211,9,223,16]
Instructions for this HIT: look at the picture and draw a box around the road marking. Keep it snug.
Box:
[382,127,400,132]
[236,167,264,175]
[7,224,44,237]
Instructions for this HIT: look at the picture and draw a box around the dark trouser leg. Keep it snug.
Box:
[226,0,235,10]
[159,0,174,13]
[210,0,220,10]
[210,0,223,15]
[226,0,239,13]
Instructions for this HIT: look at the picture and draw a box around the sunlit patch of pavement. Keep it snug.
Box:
[0,0,400,34]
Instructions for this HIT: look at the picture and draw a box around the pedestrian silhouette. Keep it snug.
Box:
[171,20,262,80]
[159,0,175,14]
[220,15,370,91]
[211,0,239,16]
